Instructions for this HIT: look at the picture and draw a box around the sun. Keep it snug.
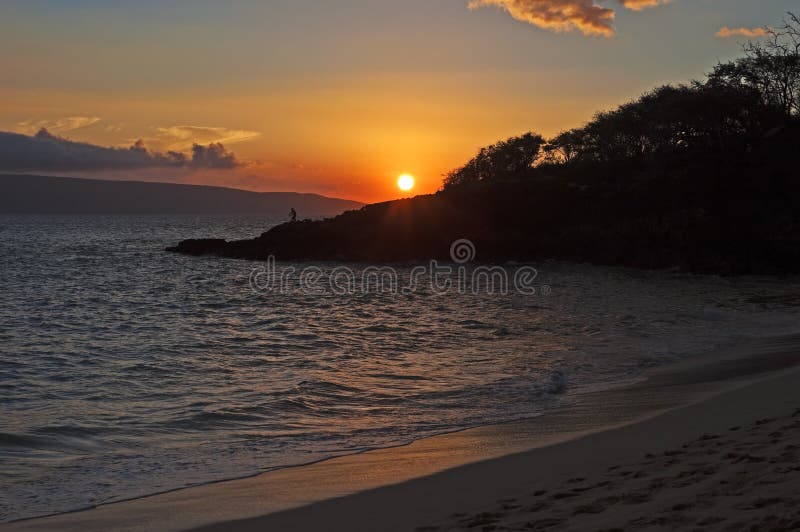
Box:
[397,174,415,192]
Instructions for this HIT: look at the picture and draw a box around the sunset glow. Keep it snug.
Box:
[3,2,800,529]
[0,2,791,203]
[397,174,415,192]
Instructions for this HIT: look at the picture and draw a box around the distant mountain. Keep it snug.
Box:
[0,174,363,216]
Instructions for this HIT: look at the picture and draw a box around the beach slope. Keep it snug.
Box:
[5,336,800,532]
[193,364,800,532]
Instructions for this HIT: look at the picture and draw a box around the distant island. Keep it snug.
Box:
[0,174,362,216]
[169,26,800,274]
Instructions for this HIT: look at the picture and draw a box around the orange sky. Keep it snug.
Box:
[0,1,792,203]
[0,74,608,202]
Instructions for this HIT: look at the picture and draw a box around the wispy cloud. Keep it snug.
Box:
[715,26,769,39]
[15,116,101,136]
[150,125,261,151]
[468,0,668,36]
[0,129,240,172]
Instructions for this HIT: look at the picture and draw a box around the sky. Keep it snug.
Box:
[0,0,795,203]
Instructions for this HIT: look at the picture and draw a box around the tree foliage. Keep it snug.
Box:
[709,13,800,118]
[442,133,545,189]
[442,13,799,191]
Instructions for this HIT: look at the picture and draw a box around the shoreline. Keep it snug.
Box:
[4,334,800,532]
[219,351,800,532]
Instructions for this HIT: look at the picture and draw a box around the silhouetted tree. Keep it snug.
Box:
[443,132,545,189]
[441,17,798,191]
[542,129,579,164]
[708,12,800,118]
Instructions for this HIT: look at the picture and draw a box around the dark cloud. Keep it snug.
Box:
[189,143,238,169]
[0,129,240,172]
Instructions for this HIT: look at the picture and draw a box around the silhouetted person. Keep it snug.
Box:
[289,208,297,222]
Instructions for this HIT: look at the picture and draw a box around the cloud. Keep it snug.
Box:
[618,0,669,12]
[15,116,101,136]
[0,129,240,172]
[189,143,238,169]
[151,125,261,151]
[468,0,668,36]
[469,0,615,36]
[715,26,769,39]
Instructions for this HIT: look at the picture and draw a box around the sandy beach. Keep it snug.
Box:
[424,400,800,531]
[4,334,800,532]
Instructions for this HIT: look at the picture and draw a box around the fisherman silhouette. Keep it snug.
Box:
[289,208,297,222]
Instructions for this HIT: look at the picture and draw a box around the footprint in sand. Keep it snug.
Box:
[521,517,565,529]
[737,497,784,510]
[573,502,607,515]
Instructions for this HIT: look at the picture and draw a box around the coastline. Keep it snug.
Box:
[216,343,800,532]
[5,334,800,532]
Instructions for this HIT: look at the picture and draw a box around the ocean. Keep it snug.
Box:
[2,214,799,522]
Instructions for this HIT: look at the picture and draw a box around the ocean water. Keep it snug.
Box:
[2,214,800,522]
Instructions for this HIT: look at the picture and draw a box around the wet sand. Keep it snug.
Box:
[5,335,800,532]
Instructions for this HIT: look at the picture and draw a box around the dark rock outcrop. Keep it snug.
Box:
[167,159,800,274]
